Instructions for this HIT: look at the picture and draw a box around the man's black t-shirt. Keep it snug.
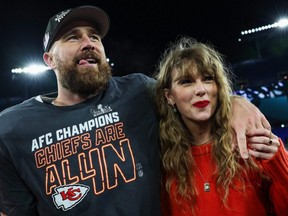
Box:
[0,73,160,216]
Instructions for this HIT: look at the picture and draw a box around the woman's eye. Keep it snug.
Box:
[203,75,214,82]
[179,79,192,84]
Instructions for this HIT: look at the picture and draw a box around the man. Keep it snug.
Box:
[0,5,270,216]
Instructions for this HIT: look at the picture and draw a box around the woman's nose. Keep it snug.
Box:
[195,82,206,96]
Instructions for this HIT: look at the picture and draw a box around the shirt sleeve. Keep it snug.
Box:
[0,143,38,215]
[260,139,288,215]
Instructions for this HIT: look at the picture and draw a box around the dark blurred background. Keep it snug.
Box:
[0,0,287,144]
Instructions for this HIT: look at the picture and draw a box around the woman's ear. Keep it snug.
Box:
[163,88,175,106]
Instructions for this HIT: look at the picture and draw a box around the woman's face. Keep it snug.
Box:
[165,67,218,127]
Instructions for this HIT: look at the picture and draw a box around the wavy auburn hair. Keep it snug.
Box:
[154,36,259,209]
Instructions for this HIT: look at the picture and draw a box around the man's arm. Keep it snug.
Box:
[231,95,271,159]
[0,148,38,215]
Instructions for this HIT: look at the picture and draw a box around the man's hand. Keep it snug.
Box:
[247,128,280,160]
[231,95,271,159]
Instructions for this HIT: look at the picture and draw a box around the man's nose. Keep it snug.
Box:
[80,35,95,51]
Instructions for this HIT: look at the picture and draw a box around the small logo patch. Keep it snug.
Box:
[52,184,90,211]
[90,104,112,117]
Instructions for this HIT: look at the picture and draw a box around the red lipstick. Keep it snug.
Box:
[193,100,210,108]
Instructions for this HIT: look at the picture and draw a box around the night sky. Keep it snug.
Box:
[1,0,288,96]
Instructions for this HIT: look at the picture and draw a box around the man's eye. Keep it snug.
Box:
[67,35,78,41]
[90,35,100,41]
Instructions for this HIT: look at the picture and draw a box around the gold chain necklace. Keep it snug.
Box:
[194,157,213,192]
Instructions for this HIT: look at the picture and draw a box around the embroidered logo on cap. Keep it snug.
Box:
[43,33,49,51]
[54,9,71,23]
[43,9,72,51]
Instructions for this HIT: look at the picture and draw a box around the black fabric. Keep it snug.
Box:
[0,73,160,216]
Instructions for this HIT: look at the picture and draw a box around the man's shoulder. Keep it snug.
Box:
[0,97,36,118]
[111,73,156,86]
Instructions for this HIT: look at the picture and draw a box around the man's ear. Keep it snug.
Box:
[43,52,56,69]
[163,88,175,106]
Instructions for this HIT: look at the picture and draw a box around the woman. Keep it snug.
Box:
[155,36,288,215]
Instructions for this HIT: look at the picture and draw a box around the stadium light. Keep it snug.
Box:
[238,17,288,41]
[11,64,50,74]
[11,57,114,74]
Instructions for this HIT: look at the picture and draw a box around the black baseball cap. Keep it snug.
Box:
[43,5,110,52]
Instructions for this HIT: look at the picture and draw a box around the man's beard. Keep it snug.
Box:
[55,54,112,96]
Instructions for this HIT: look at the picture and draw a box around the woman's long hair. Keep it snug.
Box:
[154,36,259,209]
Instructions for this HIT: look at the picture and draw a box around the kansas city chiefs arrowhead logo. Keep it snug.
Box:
[52,184,90,211]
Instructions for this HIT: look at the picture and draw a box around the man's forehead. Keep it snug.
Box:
[56,21,99,38]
